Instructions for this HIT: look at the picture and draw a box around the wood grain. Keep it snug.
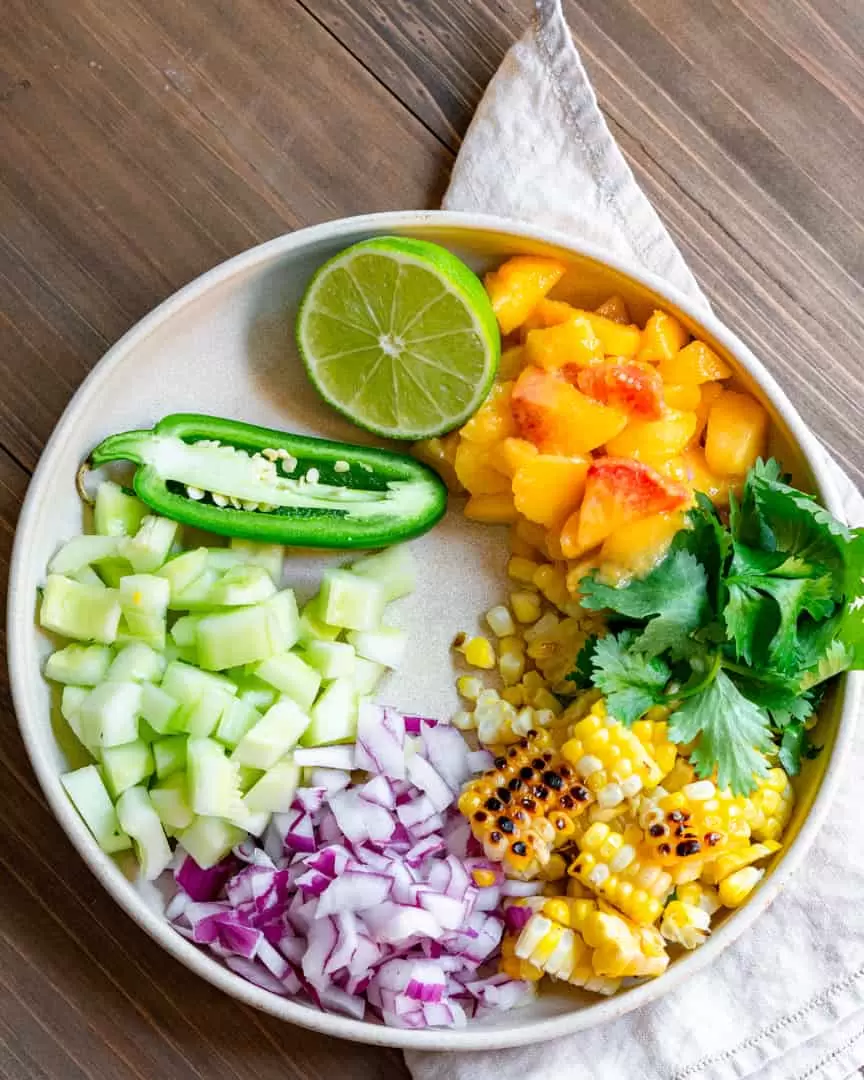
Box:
[2,0,863,1076]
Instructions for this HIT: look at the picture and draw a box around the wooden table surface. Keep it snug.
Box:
[2,1,863,1077]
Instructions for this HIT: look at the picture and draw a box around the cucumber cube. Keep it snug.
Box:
[107,642,166,683]
[215,697,261,749]
[120,516,179,573]
[268,590,300,646]
[176,687,233,737]
[353,656,386,695]
[119,573,170,616]
[186,737,243,818]
[160,661,236,706]
[101,740,154,798]
[301,677,358,747]
[117,612,167,651]
[98,557,133,588]
[208,565,277,607]
[204,548,246,572]
[61,686,100,757]
[170,568,220,610]
[170,614,202,648]
[236,682,278,712]
[231,698,311,770]
[40,575,122,644]
[158,547,209,599]
[349,546,416,601]
[196,604,289,671]
[243,756,301,815]
[71,565,107,588]
[61,765,131,854]
[229,538,284,582]
[237,765,264,793]
[81,681,142,748]
[178,816,247,869]
[48,535,121,576]
[115,786,172,879]
[149,772,194,830]
[297,594,342,646]
[44,644,113,686]
[253,652,321,711]
[139,682,181,735]
[319,570,384,631]
[153,735,188,779]
[94,481,148,538]
[304,640,356,679]
[347,626,408,669]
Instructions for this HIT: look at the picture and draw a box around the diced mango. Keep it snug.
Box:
[676,446,738,507]
[659,341,732,385]
[572,310,642,357]
[600,510,688,577]
[512,455,590,528]
[595,295,631,324]
[512,367,628,455]
[604,409,698,465]
[494,437,539,478]
[692,381,724,443]
[704,391,769,476]
[412,433,464,493]
[524,318,602,374]
[454,438,510,495]
[576,361,664,419]
[464,493,519,524]
[498,346,527,381]
[637,310,689,364]
[459,382,517,444]
[520,298,577,335]
[484,256,568,335]
[662,383,701,411]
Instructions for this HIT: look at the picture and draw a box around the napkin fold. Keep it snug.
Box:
[407,2,864,1077]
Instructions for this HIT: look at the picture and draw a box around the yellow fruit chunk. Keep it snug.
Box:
[520,298,577,334]
[524,318,602,373]
[459,382,517,444]
[692,381,724,443]
[454,439,510,495]
[484,255,567,335]
[498,346,527,381]
[659,340,732,384]
[572,310,642,357]
[605,410,698,465]
[705,391,769,476]
[595,295,631,324]
[512,367,628,455]
[663,383,701,411]
[515,516,549,553]
[677,446,738,506]
[494,437,539,478]
[600,510,687,577]
[464,493,518,524]
[412,433,463,493]
[637,310,689,364]
[513,455,589,528]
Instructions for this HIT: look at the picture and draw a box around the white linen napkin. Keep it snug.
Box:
[407,2,864,1078]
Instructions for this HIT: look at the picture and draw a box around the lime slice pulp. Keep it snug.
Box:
[296,236,501,440]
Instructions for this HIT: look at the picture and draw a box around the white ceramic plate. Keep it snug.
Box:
[8,211,861,1050]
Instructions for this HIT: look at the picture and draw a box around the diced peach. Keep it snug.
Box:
[454,438,510,495]
[520,298,577,335]
[512,455,590,527]
[600,510,689,577]
[493,437,539,478]
[498,346,527,381]
[572,310,642,357]
[484,256,568,335]
[560,457,690,556]
[691,381,724,443]
[464,493,519,524]
[459,382,517,444]
[663,383,702,411]
[512,367,628,455]
[576,361,664,419]
[595,295,631,324]
[637,310,689,364]
[677,447,737,507]
[524,318,603,374]
[659,341,732,385]
[604,409,698,465]
[704,391,769,476]
[412,433,464,493]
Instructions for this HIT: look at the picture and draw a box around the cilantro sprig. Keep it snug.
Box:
[571,459,863,795]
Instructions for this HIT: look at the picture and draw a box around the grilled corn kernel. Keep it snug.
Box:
[509,557,542,584]
[486,605,517,637]
[640,786,751,867]
[661,758,696,792]
[502,685,526,707]
[499,651,526,687]
[631,718,678,779]
[472,869,498,888]
[718,866,764,907]
[530,688,563,715]
[457,675,485,701]
[512,706,537,736]
[660,900,710,950]
[511,590,543,623]
[570,822,667,925]
[464,636,496,669]
[747,768,794,842]
[677,881,721,915]
[477,699,519,745]
[542,898,572,927]
[452,709,476,731]
[562,705,663,795]
[701,841,780,885]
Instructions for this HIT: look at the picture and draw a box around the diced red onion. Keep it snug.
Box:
[316,870,393,916]
[354,703,407,779]
[307,767,351,796]
[176,855,240,902]
[406,755,455,813]
[501,879,545,897]
[358,774,396,810]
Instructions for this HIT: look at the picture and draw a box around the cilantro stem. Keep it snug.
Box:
[671,651,722,701]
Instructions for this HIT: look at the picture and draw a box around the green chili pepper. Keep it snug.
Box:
[88,413,448,549]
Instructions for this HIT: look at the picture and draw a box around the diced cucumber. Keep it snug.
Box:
[45,644,113,686]
[139,681,181,734]
[115,786,172,879]
[237,765,264,793]
[48,535,121,576]
[160,660,236,706]
[97,557,133,588]
[268,590,301,647]
[94,481,148,537]
[186,737,243,818]
[61,765,131,854]
[208,564,277,607]
[243,756,301,814]
[120,516,179,573]
[178,816,246,869]
[230,538,284,582]
[195,604,289,671]
[138,718,161,743]
[101,739,154,798]
[170,614,202,648]
[353,656,386,695]
[319,569,384,631]
[40,575,122,644]
[72,565,106,588]
[119,573,170,617]
[226,805,270,837]
[347,626,408,669]
[231,698,311,770]
[349,546,416,601]
[149,772,194,830]
[158,547,209,599]
[252,652,321,711]
[170,567,221,609]
[304,640,356,679]
[117,612,167,651]
[236,682,278,712]
[297,594,342,646]
[176,687,233,737]
[215,697,261,749]
[153,735,188,779]
[80,681,142,748]
[107,642,166,683]
[300,677,358,747]
[204,548,245,572]
[61,686,100,756]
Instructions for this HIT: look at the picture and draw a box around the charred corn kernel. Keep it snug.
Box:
[632,718,678,779]
[465,492,519,524]
[562,705,664,794]
[524,612,560,644]
[486,605,516,637]
[452,709,476,731]
[640,786,752,867]
[570,823,666,924]
[502,685,526,707]
[747,768,794,842]
[702,841,780,885]
[499,651,526,687]
[509,556,542,584]
[543,898,573,926]
[677,881,721,915]
[660,900,710,949]
[457,675,485,701]
[511,590,543,623]
[464,636,496,669]
[718,866,764,907]
[472,869,498,888]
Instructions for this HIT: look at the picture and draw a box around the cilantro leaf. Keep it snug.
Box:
[590,634,671,725]
[565,635,599,691]
[667,671,772,795]
[798,637,853,692]
[778,721,822,776]
[672,493,732,613]
[579,550,709,658]
[839,529,864,667]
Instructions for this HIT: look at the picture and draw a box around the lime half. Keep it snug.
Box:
[296,237,500,440]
